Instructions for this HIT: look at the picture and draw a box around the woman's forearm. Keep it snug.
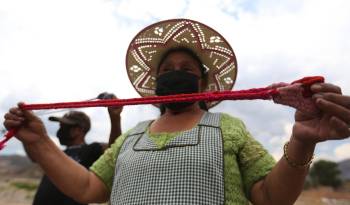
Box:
[252,136,315,205]
[24,136,107,203]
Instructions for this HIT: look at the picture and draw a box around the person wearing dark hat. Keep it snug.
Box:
[3,19,350,205]
[23,94,123,205]
[48,111,92,146]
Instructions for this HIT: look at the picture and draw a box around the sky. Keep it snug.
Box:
[0,0,350,162]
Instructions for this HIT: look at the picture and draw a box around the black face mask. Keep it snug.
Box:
[57,125,74,145]
[155,70,200,111]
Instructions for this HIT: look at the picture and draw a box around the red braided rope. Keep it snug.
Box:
[20,88,278,110]
[0,76,324,150]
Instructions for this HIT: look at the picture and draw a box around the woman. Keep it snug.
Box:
[3,19,350,205]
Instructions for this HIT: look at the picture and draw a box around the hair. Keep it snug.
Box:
[157,47,208,114]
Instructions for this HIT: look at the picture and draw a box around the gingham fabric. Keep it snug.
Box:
[110,112,224,205]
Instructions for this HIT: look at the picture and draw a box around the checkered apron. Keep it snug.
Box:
[110,112,224,204]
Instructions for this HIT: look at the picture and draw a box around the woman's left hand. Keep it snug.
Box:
[292,83,350,145]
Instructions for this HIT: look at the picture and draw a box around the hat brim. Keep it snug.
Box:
[126,19,237,108]
[48,116,76,125]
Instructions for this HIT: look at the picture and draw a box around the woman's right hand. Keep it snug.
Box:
[3,102,48,145]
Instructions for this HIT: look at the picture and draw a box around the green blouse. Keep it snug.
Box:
[90,113,275,205]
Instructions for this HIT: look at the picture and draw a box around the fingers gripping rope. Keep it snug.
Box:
[0,76,324,150]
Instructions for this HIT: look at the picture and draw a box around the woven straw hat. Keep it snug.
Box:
[126,18,237,108]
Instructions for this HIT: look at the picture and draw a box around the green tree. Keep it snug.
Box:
[309,160,342,189]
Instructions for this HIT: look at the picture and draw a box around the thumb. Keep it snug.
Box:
[17,102,39,121]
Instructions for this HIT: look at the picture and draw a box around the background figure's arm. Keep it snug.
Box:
[97,92,123,147]
[108,111,122,146]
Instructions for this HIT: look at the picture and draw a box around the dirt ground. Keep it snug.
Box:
[0,178,37,205]
[1,177,349,205]
[296,187,350,205]
[0,177,107,205]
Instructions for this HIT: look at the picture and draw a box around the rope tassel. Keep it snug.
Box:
[0,76,324,150]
